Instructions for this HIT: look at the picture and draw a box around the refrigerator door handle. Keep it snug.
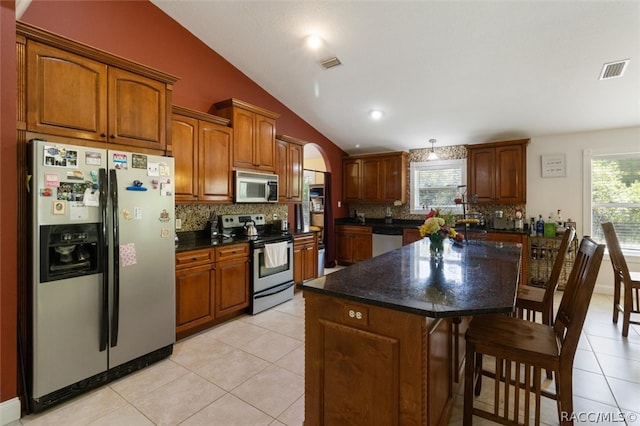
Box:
[110,169,120,347]
[99,168,109,352]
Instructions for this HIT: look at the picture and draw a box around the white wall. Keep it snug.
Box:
[526,126,640,293]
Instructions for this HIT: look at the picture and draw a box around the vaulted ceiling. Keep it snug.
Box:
[18,1,638,155]
[151,1,638,155]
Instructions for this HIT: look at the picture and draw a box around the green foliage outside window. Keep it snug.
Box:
[591,156,640,250]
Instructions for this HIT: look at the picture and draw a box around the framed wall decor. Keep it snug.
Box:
[541,153,566,177]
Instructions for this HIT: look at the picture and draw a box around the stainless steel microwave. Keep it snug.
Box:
[234,170,278,203]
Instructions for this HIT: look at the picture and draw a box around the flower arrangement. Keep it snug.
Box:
[419,209,457,240]
[419,209,462,258]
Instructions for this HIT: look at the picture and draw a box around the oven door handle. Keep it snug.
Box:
[254,281,295,299]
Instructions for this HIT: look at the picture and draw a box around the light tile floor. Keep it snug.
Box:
[14,275,640,425]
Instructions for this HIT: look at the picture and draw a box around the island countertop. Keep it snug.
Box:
[300,238,522,318]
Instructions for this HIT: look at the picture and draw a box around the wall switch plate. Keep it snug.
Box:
[175,218,182,229]
[338,201,342,207]
[272,214,278,220]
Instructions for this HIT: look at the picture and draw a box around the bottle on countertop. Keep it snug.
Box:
[556,209,566,235]
[530,217,536,236]
[536,215,545,237]
[544,215,556,237]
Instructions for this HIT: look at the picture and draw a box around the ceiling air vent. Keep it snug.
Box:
[599,59,629,80]
[319,56,342,70]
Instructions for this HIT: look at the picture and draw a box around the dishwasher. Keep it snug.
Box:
[372,226,404,257]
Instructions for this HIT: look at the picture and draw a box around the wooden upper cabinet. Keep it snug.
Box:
[214,99,279,172]
[466,139,528,204]
[107,67,166,150]
[172,106,233,203]
[467,147,495,203]
[276,135,304,203]
[26,41,108,141]
[20,22,177,152]
[172,114,199,201]
[199,121,233,202]
[343,158,361,201]
[343,152,407,204]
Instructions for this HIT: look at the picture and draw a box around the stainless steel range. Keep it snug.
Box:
[220,214,294,314]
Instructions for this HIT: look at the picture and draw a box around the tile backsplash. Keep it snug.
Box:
[175,204,288,231]
[348,145,528,223]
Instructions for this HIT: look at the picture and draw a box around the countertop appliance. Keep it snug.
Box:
[29,140,175,412]
[233,170,278,203]
[220,214,294,314]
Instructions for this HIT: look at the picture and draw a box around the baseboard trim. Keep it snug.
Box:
[0,397,21,425]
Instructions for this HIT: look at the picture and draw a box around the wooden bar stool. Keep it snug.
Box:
[516,227,576,328]
[463,237,605,426]
[601,222,640,337]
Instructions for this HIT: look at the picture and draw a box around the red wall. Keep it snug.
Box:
[0,0,18,406]
[21,0,348,227]
[0,0,349,408]
[20,0,347,161]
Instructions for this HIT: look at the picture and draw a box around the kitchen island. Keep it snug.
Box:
[300,238,522,426]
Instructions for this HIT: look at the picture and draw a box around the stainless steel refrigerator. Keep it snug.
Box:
[29,139,175,412]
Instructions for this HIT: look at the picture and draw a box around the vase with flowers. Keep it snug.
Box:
[419,209,459,259]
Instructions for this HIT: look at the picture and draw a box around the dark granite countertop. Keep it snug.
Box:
[175,229,316,252]
[335,217,529,235]
[300,239,522,318]
[175,231,250,252]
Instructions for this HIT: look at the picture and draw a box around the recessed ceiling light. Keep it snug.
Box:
[305,34,323,50]
[369,110,384,120]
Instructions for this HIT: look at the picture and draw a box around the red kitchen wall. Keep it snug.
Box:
[0,0,349,408]
[21,0,349,229]
[0,0,18,407]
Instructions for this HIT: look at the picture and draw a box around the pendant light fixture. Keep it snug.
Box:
[427,138,439,160]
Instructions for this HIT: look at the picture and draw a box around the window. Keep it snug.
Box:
[410,159,466,215]
[586,150,640,252]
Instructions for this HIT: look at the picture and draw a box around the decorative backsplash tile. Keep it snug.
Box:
[348,145,527,222]
[175,204,288,231]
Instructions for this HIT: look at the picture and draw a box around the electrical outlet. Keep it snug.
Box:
[175,218,182,229]
[273,213,278,220]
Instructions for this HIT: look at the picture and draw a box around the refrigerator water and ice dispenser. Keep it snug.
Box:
[39,223,102,283]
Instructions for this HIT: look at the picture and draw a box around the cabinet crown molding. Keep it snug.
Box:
[465,138,530,150]
[17,21,178,84]
[213,98,280,120]
[343,151,408,160]
[276,134,307,145]
[172,105,230,127]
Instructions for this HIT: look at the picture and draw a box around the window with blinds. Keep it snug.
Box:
[410,159,466,215]
[590,153,640,251]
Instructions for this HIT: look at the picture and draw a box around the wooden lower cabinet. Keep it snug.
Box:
[175,248,215,339]
[335,225,372,265]
[402,227,422,245]
[215,244,250,317]
[304,291,457,425]
[175,244,249,339]
[293,233,318,284]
